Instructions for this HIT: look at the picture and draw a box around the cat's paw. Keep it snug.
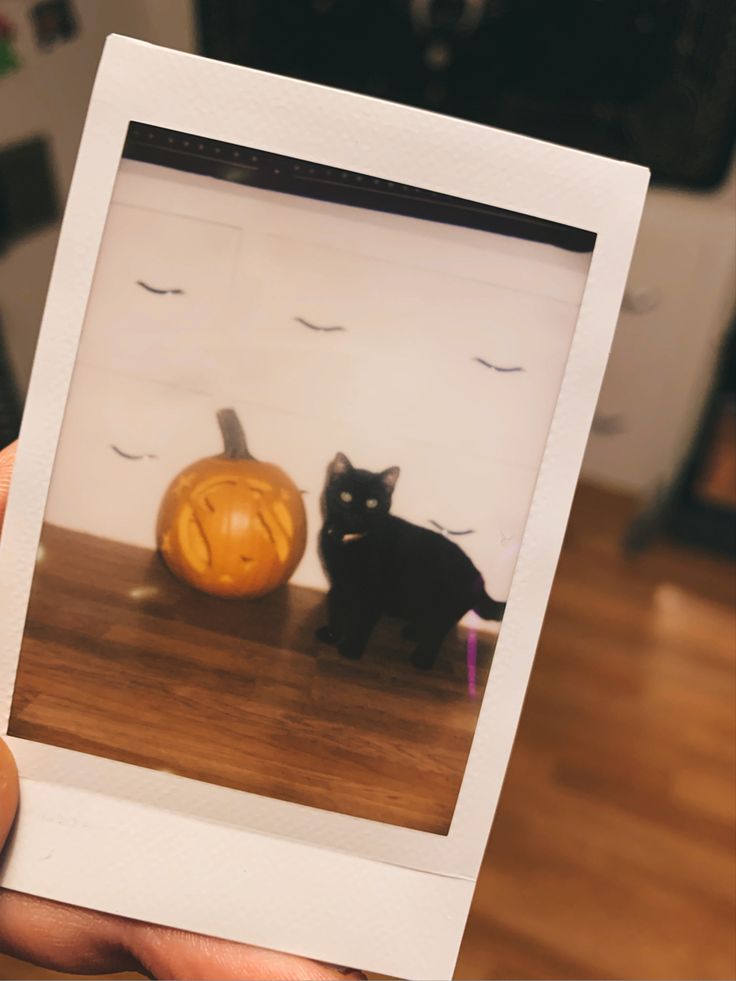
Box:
[315,625,338,645]
[489,600,506,621]
[410,648,436,671]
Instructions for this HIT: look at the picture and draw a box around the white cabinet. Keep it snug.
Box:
[48,160,666,608]
[220,218,581,602]
[44,202,244,549]
[75,204,241,394]
[582,173,736,495]
[45,368,218,549]
[230,230,577,470]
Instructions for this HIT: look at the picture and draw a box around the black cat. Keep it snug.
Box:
[316,452,506,670]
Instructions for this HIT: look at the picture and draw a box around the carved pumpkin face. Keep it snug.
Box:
[157,410,307,598]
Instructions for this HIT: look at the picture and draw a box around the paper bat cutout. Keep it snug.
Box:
[473,357,524,372]
[111,445,158,460]
[429,519,475,536]
[295,317,346,332]
[137,281,185,295]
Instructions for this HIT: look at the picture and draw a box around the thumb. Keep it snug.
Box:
[0,441,16,532]
[0,740,19,850]
[0,444,20,845]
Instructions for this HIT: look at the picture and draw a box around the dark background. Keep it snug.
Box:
[198,0,736,189]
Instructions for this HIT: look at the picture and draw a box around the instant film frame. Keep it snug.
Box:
[0,37,648,980]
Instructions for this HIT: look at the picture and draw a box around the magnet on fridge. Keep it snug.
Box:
[0,137,60,253]
[30,0,78,50]
[0,14,21,77]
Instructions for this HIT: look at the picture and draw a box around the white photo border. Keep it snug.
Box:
[0,36,648,980]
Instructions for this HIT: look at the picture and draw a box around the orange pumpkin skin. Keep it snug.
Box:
[157,410,306,598]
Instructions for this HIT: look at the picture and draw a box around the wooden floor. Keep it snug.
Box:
[1,482,734,980]
[9,523,493,835]
[455,484,736,980]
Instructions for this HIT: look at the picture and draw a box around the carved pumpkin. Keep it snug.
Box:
[157,408,307,598]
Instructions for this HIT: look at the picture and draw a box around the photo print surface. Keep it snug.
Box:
[8,123,594,834]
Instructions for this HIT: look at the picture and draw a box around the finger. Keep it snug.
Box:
[128,919,366,980]
[0,891,364,980]
[0,441,17,531]
[0,892,142,975]
[0,739,19,848]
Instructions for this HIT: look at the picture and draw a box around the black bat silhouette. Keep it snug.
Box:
[111,445,158,460]
[429,519,475,536]
[295,317,346,332]
[137,281,185,295]
[474,357,524,372]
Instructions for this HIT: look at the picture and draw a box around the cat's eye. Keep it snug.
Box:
[366,498,379,509]
[339,491,353,503]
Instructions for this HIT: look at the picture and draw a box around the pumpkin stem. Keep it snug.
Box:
[217,408,255,460]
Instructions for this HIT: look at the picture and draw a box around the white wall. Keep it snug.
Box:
[0,0,195,393]
[45,160,590,604]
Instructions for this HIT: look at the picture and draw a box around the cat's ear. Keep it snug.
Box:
[381,466,400,492]
[329,452,353,479]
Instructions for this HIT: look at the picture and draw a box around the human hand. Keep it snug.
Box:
[0,442,363,980]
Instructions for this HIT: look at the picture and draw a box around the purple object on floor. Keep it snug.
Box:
[467,628,478,698]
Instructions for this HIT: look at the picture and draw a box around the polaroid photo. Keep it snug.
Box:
[0,36,648,980]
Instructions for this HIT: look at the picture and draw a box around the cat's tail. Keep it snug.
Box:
[473,578,506,621]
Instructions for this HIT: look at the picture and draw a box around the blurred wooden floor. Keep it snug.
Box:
[1,481,735,980]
